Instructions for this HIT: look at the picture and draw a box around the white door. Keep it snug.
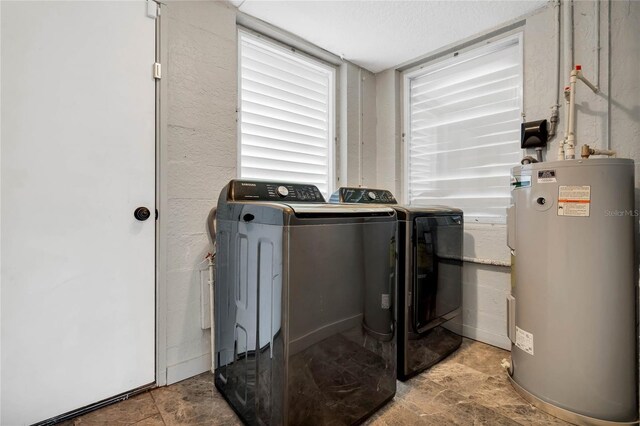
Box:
[1,2,156,424]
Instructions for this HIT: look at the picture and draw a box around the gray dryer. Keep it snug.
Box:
[330,187,463,380]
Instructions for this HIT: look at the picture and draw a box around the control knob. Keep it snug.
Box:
[277,186,289,197]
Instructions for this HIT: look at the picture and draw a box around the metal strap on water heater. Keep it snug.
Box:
[506,205,516,251]
[506,295,516,344]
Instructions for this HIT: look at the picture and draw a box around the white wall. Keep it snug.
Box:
[374,0,640,350]
[163,0,238,384]
[361,69,378,187]
[161,0,381,384]
[339,64,378,187]
[375,69,401,196]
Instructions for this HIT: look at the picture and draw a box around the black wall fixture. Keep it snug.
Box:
[521,119,549,149]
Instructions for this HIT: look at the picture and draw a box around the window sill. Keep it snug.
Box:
[463,222,510,265]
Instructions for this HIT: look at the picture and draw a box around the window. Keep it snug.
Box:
[404,35,523,223]
[238,30,336,199]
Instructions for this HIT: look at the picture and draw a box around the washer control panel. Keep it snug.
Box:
[229,180,325,202]
[330,187,397,204]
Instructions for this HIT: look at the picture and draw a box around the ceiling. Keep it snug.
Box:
[231,0,547,73]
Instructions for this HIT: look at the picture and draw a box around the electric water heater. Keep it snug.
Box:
[507,158,637,424]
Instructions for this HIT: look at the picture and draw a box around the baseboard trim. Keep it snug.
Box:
[462,324,511,350]
[166,353,212,385]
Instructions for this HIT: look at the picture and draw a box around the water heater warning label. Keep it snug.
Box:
[515,326,534,355]
[557,185,591,217]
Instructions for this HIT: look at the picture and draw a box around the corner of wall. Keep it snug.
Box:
[374,69,401,196]
[162,0,238,385]
[361,69,377,188]
[338,63,379,189]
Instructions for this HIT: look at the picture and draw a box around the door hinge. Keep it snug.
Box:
[147,0,159,19]
[153,63,162,79]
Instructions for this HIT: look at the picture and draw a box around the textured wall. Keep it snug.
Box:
[375,69,400,197]
[340,63,363,187]
[460,226,510,349]
[526,0,640,178]
[361,69,378,187]
[374,1,640,350]
[164,0,238,384]
[339,64,378,188]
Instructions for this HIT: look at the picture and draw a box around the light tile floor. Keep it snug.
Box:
[60,339,569,425]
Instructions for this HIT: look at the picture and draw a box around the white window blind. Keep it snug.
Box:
[239,31,335,199]
[405,35,523,223]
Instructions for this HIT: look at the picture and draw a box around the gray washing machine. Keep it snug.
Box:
[208,179,397,425]
[330,187,463,380]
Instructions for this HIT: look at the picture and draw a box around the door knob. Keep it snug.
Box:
[134,207,151,221]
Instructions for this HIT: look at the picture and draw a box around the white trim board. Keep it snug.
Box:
[166,354,212,385]
[462,325,512,351]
